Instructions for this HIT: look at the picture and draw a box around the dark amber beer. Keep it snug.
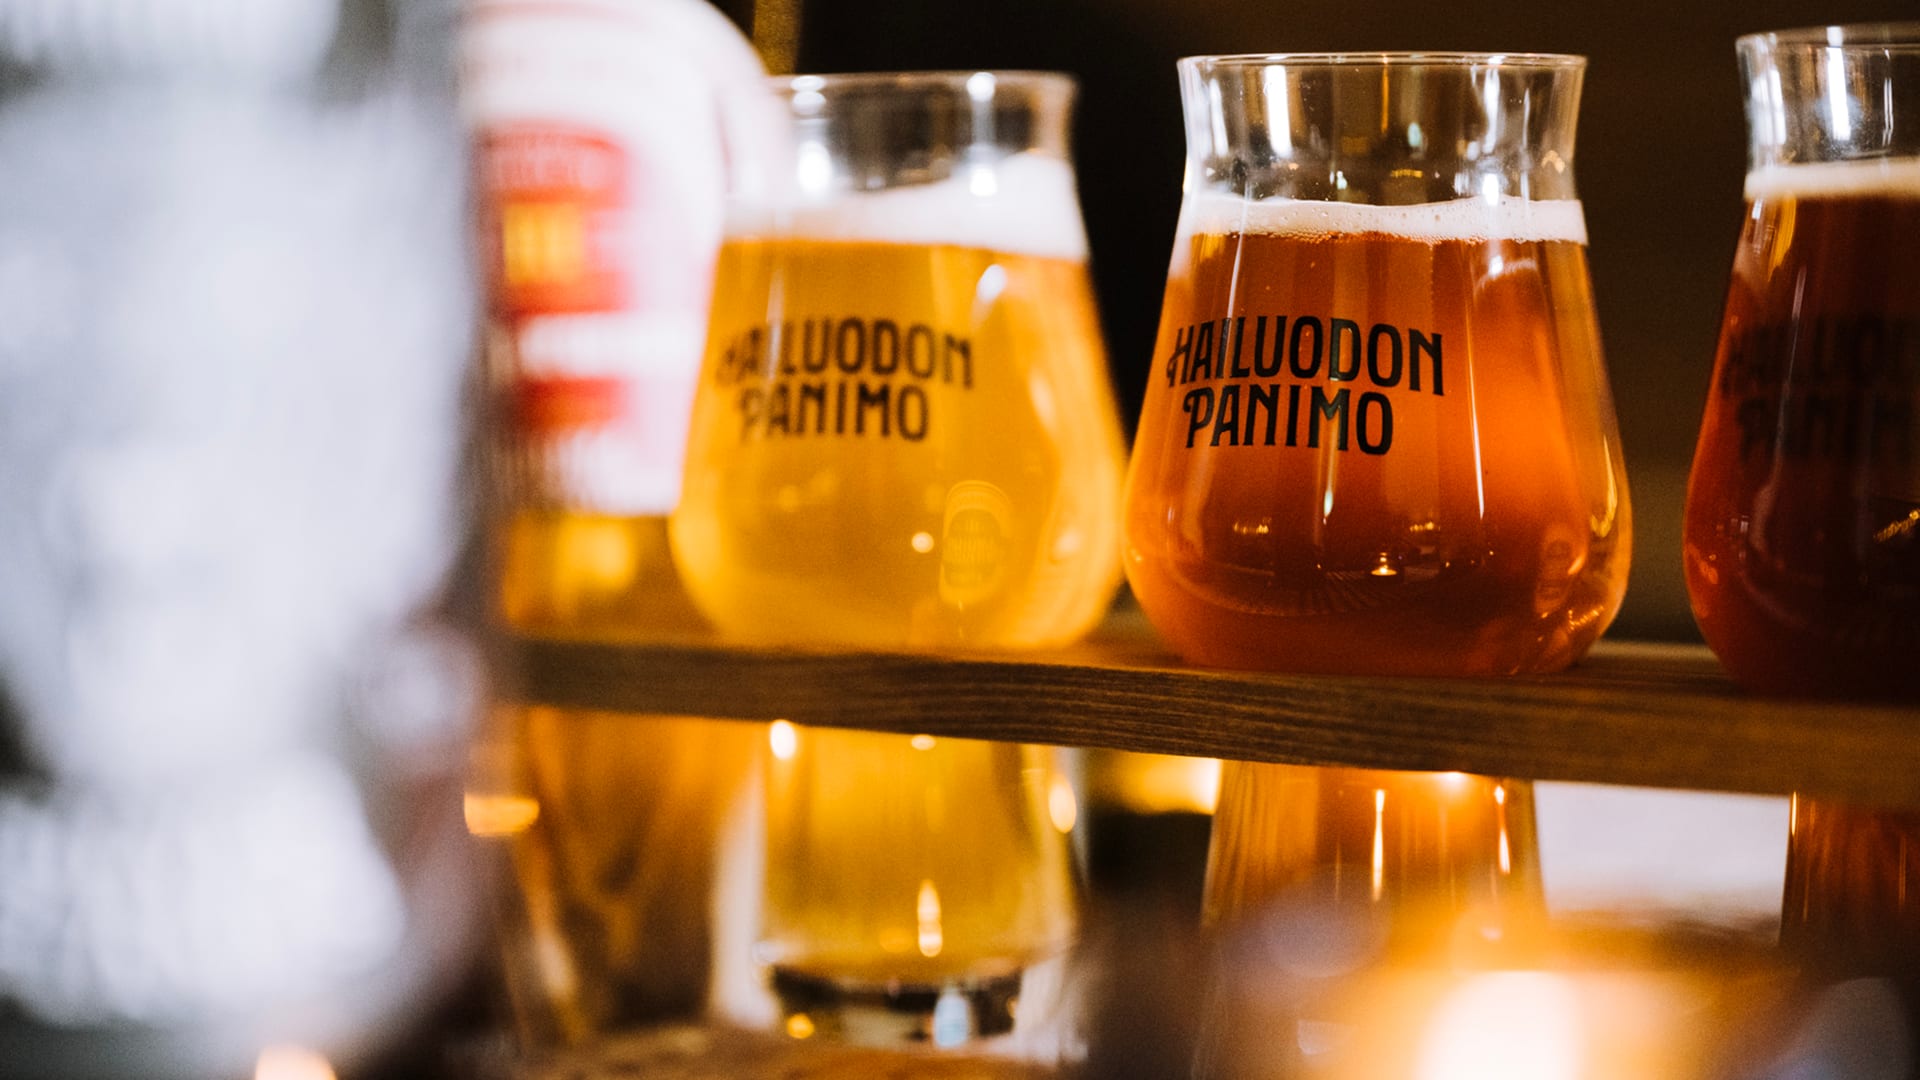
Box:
[1126,195,1630,675]
[1685,162,1920,698]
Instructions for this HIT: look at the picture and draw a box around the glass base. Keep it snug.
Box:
[770,966,1025,1049]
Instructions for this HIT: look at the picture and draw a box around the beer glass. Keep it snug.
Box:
[1781,793,1920,974]
[1124,54,1631,676]
[671,72,1119,1044]
[760,725,1077,1045]
[672,71,1126,651]
[484,709,760,1044]
[1203,765,1542,938]
[1197,764,1544,1079]
[462,0,769,1045]
[1684,23,1920,699]
[469,0,766,636]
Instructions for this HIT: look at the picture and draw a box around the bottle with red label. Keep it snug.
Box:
[459,0,773,1045]
[464,0,767,635]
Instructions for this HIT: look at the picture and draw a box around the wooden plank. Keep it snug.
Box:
[516,1024,1056,1079]
[497,618,1920,807]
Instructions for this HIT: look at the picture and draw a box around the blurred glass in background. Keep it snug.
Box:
[455,0,773,1058]
[0,0,482,1076]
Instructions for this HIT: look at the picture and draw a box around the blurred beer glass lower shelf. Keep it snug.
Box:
[496,605,1920,809]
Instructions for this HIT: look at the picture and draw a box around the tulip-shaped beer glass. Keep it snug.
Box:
[1196,763,1544,1078]
[1684,24,1920,699]
[672,72,1123,1045]
[1125,54,1631,676]
[674,72,1126,651]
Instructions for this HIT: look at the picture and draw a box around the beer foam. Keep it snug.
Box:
[729,152,1089,260]
[1182,191,1589,245]
[1744,157,1920,201]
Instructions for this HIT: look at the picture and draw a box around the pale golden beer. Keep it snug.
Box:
[673,158,1126,649]
[1126,197,1630,675]
[760,725,1077,1040]
[671,73,1119,1045]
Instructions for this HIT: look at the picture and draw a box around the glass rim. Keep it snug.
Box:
[1178,51,1586,71]
[1738,21,1920,51]
[767,70,1076,98]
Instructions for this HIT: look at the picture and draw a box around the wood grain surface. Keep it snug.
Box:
[496,612,1920,807]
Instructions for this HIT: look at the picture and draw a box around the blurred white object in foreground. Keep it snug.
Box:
[0,0,482,1074]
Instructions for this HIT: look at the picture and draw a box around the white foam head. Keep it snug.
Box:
[728,152,1089,260]
[1744,157,1920,201]
[1182,190,1589,245]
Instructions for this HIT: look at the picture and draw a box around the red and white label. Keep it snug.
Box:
[463,0,755,515]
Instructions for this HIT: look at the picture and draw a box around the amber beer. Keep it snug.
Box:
[1684,161,1920,698]
[672,157,1126,650]
[1125,195,1630,675]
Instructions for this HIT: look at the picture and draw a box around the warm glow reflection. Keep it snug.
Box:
[911,734,937,751]
[917,879,944,958]
[786,1012,816,1039]
[1415,973,1581,1080]
[1372,788,1387,902]
[255,1046,337,1080]
[462,792,540,837]
[769,720,798,760]
[1048,772,1079,833]
[1095,754,1222,814]
[1494,785,1512,874]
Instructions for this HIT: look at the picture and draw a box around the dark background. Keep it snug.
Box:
[726,0,1915,640]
